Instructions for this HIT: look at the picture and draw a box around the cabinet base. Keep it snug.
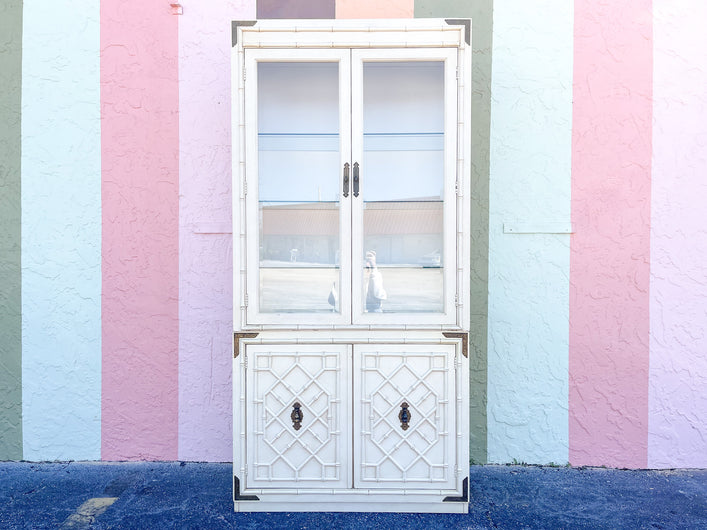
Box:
[233,486,468,513]
[234,500,468,513]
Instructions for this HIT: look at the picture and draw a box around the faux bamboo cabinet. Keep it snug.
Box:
[232,19,472,513]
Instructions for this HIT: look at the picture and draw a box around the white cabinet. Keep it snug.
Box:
[246,344,350,490]
[232,19,471,513]
[354,344,457,490]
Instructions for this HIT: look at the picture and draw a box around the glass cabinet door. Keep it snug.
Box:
[351,49,458,326]
[244,50,351,325]
[244,48,458,327]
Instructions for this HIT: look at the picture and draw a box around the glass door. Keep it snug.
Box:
[244,48,458,327]
[351,49,458,326]
[244,49,351,325]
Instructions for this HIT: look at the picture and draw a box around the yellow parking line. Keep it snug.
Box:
[61,497,118,529]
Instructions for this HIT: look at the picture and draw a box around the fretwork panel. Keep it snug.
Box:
[246,344,349,489]
[354,344,457,489]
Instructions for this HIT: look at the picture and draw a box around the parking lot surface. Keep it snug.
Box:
[0,462,704,529]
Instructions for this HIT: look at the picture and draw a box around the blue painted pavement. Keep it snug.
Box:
[0,463,704,529]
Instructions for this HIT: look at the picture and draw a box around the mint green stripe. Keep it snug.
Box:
[415,0,492,464]
[0,0,24,461]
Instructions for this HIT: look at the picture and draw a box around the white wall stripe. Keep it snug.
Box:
[177,2,256,461]
[21,0,101,460]
[649,0,707,469]
[486,0,573,464]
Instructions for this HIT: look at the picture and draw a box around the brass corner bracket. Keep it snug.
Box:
[442,331,468,358]
[233,332,259,358]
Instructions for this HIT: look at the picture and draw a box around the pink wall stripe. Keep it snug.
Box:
[336,0,414,18]
[649,1,707,469]
[570,1,653,468]
[101,1,180,460]
[178,1,255,462]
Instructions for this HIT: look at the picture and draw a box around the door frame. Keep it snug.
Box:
[240,47,461,327]
[350,48,459,327]
[243,48,352,326]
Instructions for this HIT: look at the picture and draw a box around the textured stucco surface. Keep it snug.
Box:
[649,1,707,468]
[178,0,255,462]
[570,0,653,468]
[20,0,102,460]
[465,0,492,466]
[101,0,179,460]
[0,0,23,461]
[337,0,414,18]
[257,0,335,19]
[415,0,492,464]
[4,0,707,469]
[487,0,572,464]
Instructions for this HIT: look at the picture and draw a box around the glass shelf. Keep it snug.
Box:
[258,133,338,151]
[257,132,443,152]
[364,132,443,151]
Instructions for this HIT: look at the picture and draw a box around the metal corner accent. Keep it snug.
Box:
[443,331,469,358]
[445,18,471,45]
[234,332,259,358]
[443,477,469,502]
[232,20,256,47]
[234,476,260,501]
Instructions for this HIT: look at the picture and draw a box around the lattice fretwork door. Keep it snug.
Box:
[353,344,457,489]
[246,344,350,489]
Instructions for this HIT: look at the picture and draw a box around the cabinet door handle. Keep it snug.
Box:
[399,402,411,431]
[353,162,360,198]
[342,162,350,198]
[291,402,303,431]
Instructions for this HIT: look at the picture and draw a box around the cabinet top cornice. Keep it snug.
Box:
[232,19,470,49]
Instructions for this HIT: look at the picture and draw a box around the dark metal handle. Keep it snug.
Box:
[291,402,303,431]
[353,162,360,198]
[399,402,411,431]
[343,163,350,198]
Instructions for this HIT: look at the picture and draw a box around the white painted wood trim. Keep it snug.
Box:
[350,47,459,328]
[239,19,463,50]
[243,48,352,327]
[235,500,468,514]
[352,343,458,490]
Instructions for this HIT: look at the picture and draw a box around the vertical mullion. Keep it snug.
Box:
[339,48,353,325]
[349,50,365,323]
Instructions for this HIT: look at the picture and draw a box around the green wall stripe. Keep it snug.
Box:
[0,0,23,461]
[414,0,492,464]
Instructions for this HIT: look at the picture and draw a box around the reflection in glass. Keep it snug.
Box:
[258,62,340,312]
[364,250,385,313]
[362,61,445,313]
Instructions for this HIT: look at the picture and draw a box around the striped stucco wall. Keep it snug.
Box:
[21,0,102,461]
[570,0,654,468]
[486,0,573,465]
[100,0,180,460]
[0,0,705,468]
[177,0,255,462]
[648,0,707,469]
[0,0,23,461]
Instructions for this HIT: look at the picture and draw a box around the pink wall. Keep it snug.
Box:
[570,1,653,468]
[101,0,180,460]
[649,1,707,468]
[336,0,414,18]
[178,1,255,462]
[7,0,705,468]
